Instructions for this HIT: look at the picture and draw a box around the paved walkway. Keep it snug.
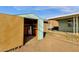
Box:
[13,31,79,52]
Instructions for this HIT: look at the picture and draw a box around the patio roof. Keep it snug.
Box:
[48,13,79,20]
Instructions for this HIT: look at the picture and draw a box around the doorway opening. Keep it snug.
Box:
[24,18,38,45]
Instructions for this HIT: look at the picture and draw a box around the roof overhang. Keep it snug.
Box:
[18,14,39,20]
[48,13,79,21]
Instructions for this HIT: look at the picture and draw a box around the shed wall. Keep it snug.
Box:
[0,14,24,51]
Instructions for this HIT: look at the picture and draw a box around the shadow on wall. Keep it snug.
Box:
[52,26,59,30]
[23,35,34,45]
[48,26,59,31]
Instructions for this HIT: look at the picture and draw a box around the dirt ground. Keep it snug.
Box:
[12,31,79,52]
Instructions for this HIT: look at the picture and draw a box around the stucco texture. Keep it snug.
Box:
[0,14,24,51]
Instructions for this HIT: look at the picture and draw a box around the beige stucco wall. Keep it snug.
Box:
[78,20,79,32]
[0,14,24,51]
[48,20,59,28]
[44,23,48,32]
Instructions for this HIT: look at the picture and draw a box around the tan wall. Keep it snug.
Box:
[48,20,59,27]
[0,14,24,51]
[44,23,48,32]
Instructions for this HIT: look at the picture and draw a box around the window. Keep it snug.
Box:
[67,20,73,27]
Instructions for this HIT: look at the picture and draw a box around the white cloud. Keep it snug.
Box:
[35,6,79,13]
[13,6,29,10]
[33,6,55,10]
[13,6,79,13]
[13,6,79,18]
[55,6,79,13]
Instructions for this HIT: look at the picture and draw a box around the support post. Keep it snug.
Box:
[38,19,43,40]
[73,16,76,34]
[75,16,79,35]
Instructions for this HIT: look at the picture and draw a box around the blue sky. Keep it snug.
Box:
[0,6,79,19]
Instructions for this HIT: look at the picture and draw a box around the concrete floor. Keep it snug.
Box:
[12,31,79,52]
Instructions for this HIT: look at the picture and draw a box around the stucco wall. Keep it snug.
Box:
[44,23,48,32]
[48,20,59,28]
[0,14,24,51]
[78,20,79,32]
